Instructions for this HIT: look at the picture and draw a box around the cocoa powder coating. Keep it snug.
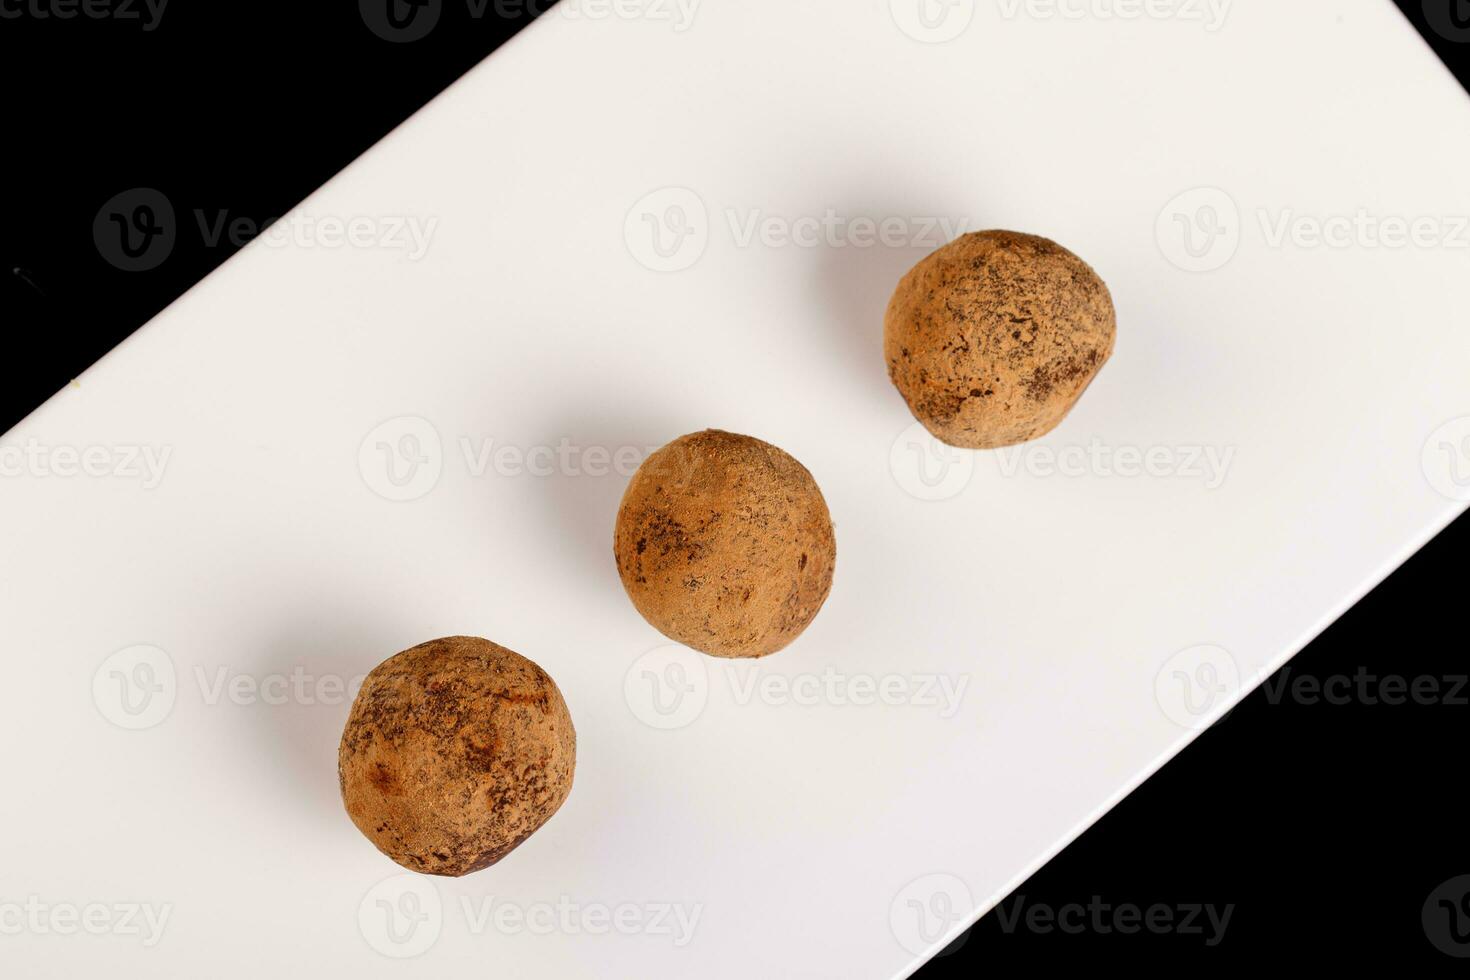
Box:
[338,636,576,877]
[614,430,836,659]
[884,230,1116,449]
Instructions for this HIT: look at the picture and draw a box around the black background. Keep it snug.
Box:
[1,1,1466,973]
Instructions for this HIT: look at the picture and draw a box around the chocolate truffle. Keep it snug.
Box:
[885,230,1116,449]
[339,636,576,877]
[614,430,836,659]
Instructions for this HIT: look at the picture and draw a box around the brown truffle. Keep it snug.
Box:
[884,230,1116,449]
[338,636,576,877]
[614,430,836,659]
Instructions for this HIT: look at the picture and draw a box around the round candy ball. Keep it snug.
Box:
[884,230,1116,449]
[338,636,576,877]
[614,430,836,659]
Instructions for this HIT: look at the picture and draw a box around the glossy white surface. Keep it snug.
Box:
[3,1,1468,976]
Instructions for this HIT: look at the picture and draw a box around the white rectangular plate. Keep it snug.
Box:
[3,1,1468,976]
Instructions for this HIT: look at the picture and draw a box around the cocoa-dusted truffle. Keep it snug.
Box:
[338,636,576,877]
[614,430,836,659]
[885,230,1116,449]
